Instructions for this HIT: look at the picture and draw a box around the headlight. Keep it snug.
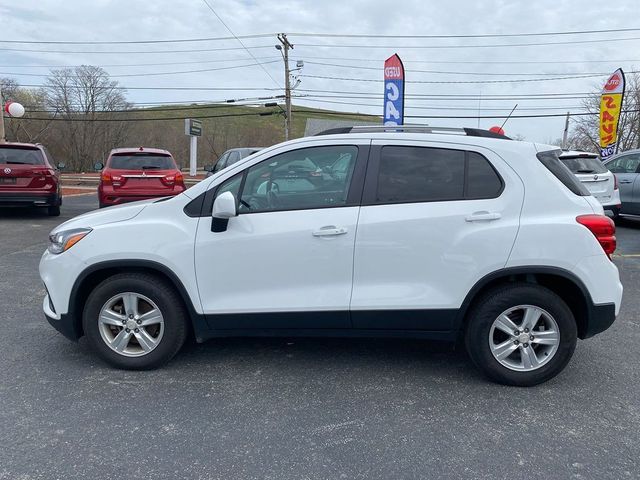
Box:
[48,228,92,254]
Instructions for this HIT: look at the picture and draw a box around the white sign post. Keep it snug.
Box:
[184,119,202,176]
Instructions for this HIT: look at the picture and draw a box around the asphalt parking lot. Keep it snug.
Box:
[1,194,639,479]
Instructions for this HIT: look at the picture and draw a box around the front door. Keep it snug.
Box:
[194,143,368,330]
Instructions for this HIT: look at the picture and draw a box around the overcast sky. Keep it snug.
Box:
[1,0,639,143]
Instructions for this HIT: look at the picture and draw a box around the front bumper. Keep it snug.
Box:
[44,295,81,341]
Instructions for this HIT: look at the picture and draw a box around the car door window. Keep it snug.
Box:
[228,151,241,166]
[213,154,229,172]
[238,145,358,213]
[607,154,640,173]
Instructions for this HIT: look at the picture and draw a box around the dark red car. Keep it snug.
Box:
[0,142,62,216]
[97,147,186,208]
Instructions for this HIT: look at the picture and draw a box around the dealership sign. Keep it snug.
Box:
[383,54,405,126]
[599,68,625,159]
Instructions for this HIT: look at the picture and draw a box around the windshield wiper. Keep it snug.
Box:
[141,165,161,169]
[577,169,595,173]
[5,161,29,164]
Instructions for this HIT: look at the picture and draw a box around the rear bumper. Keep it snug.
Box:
[98,188,184,207]
[0,191,60,206]
[583,303,617,339]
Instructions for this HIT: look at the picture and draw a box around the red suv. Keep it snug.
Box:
[0,142,62,216]
[97,147,186,208]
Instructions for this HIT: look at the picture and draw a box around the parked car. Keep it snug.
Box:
[559,150,620,215]
[603,149,640,217]
[96,147,185,208]
[205,147,262,177]
[0,142,63,216]
[40,126,622,386]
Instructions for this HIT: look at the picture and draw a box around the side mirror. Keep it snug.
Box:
[94,162,104,171]
[211,191,237,232]
[203,164,213,172]
[57,162,66,170]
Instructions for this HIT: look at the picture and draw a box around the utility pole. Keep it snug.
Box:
[276,33,293,141]
[562,111,570,149]
[0,87,5,143]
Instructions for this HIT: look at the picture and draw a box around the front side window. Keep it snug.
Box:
[238,145,358,213]
[607,154,640,174]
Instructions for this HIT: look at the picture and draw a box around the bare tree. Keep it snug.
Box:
[44,66,130,171]
[568,71,640,153]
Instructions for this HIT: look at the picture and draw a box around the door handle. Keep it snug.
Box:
[465,211,502,222]
[619,179,633,184]
[312,226,348,237]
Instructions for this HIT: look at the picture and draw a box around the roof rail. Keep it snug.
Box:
[314,125,511,140]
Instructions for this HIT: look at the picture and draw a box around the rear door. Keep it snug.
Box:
[109,153,177,194]
[351,140,524,331]
[606,153,640,213]
[0,146,48,190]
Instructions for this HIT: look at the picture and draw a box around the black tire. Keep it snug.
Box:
[47,205,61,216]
[464,283,577,387]
[82,272,188,370]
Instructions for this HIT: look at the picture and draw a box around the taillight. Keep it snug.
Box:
[101,172,112,185]
[101,172,122,186]
[576,214,616,259]
[163,172,184,187]
[613,174,619,190]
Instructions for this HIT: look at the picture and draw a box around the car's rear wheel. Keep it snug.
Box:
[82,273,188,369]
[465,283,577,386]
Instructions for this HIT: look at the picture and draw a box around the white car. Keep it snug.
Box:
[40,126,623,386]
[559,150,621,215]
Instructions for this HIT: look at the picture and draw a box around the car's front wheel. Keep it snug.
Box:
[465,283,577,386]
[82,273,188,369]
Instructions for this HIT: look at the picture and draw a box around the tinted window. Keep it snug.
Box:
[467,152,503,199]
[537,150,589,196]
[606,154,640,174]
[0,146,45,165]
[377,146,465,202]
[238,145,358,213]
[560,156,607,174]
[109,154,175,170]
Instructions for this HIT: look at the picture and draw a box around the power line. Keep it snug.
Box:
[303,60,626,77]
[0,45,274,54]
[0,60,279,78]
[301,71,635,84]
[296,55,640,65]
[0,34,276,45]
[288,27,640,39]
[296,36,640,49]
[0,56,281,68]
[200,0,281,88]
[10,110,282,122]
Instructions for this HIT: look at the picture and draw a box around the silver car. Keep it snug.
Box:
[604,149,640,217]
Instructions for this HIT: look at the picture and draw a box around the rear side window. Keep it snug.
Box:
[537,150,589,196]
[376,146,503,203]
[0,146,45,165]
[109,154,175,170]
[560,156,607,174]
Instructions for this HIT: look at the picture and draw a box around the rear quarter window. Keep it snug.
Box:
[537,150,590,196]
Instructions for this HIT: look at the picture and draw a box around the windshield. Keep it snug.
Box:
[0,146,45,165]
[109,154,176,170]
[560,156,607,174]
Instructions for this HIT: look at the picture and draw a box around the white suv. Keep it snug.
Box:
[40,127,623,386]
